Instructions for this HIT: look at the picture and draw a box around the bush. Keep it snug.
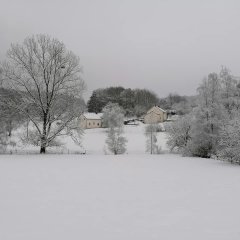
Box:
[166,115,192,152]
[217,118,240,164]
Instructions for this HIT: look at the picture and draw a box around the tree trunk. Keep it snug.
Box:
[40,145,46,154]
[40,134,47,154]
[7,121,12,137]
[40,114,47,154]
[8,130,12,137]
[26,119,29,140]
[151,130,153,154]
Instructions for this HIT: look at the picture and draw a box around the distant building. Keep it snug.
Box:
[144,106,167,124]
[79,113,103,129]
[166,109,178,121]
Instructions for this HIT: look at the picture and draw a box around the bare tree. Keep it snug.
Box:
[1,34,85,153]
[145,124,161,154]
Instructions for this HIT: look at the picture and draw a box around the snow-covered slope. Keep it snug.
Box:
[0,154,240,240]
[1,124,240,240]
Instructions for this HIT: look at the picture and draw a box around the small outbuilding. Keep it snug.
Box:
[166,109,178,121]
[144,106,167,124]
[79,113,103,129]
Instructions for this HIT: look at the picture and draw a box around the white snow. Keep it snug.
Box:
[66,123,168,155]
[82,112,103,120]
[0,124,240,240]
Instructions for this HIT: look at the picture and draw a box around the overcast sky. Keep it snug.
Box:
[1,0,240,99]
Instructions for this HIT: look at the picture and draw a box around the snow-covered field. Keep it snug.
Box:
[0,124,240,240]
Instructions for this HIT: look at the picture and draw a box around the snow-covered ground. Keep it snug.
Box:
[7,123,167,155]
[0,124,240,240]
[78,123,168,155]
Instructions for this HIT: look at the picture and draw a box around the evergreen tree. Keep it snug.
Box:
[87,91,102,113]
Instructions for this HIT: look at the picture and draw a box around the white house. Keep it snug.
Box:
[79,113,103,129]
[144,106,167,124]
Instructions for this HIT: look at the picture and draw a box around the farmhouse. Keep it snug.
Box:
[79,113,103,129]
[144,106,167,124]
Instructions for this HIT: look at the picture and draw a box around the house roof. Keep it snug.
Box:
[82,113,103,120]
[147,106,166,114]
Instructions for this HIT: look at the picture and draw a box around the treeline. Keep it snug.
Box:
[87,86,196,117]
[167,67,240,164]
[87,87,159,117]
[159,94,198,115]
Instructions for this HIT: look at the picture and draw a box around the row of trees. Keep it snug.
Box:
[167,67,240,163]
[87,87,160,117]
[88,87,197,117]
[159,94,198,115]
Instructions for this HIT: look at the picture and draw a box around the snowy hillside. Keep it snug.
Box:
[1,124,240,240]
[1,154,240,240]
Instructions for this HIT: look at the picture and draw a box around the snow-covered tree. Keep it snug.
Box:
[105,127,127,155]
[103,103,127,154]
[67,117,84,148]
[185,118,218,158]
[217,115,240,164]
[186,73,223,157]
[145,124,161,154]
[167,72,225,158]
[102,102,125,128]
[166,115,192,153]
[166,67,240,161]
[219,66,240,115]
[0,132,7,153]
[0,108,8,153]
[1,34,85,153]
[0,88,25,136]
[166,115,192,152]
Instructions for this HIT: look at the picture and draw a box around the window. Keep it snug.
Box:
[89,122,91,125]
[97,123,99,126]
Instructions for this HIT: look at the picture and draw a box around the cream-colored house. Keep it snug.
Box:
[144,106,167,124]
[79,113,103,129]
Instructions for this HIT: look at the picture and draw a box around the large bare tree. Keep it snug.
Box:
[1,34,85,153]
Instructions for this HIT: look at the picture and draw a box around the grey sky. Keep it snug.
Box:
[1,0,240,99]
